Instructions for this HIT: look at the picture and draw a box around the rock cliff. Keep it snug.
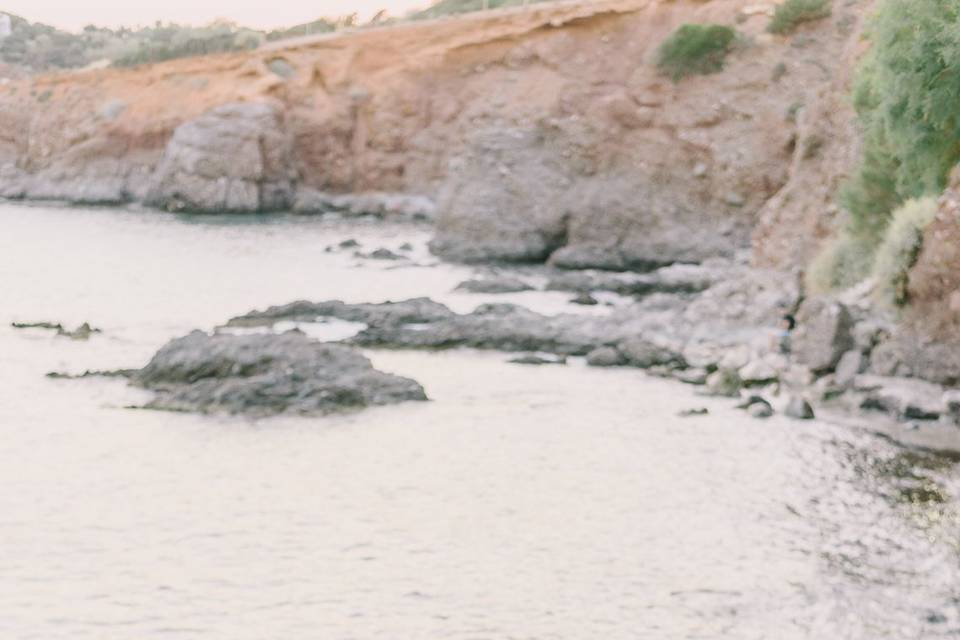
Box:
[0,0,869,267]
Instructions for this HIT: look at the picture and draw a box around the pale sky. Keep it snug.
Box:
[1,0,433,31]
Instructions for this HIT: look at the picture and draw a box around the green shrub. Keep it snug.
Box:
[768,0,832,35]
[655,24,736,82]
[841,0,960,248]
[871,197,938,307]
[806,231,875,293]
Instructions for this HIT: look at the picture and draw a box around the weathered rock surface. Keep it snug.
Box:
[145,102,296,213]
[131,330,426,416]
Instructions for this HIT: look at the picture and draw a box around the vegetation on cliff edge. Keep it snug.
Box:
[768,0,832,35]
[656,24,736,82]
[819,0,960,289]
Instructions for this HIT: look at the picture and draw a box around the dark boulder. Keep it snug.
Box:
[131,330,426,417]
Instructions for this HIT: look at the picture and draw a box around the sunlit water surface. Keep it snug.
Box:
[1,204,958,639]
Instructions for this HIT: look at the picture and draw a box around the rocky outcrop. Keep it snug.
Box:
[131,330,427,416]
[145,102,296,213]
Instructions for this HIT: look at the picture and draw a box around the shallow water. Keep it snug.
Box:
[1,204,958,639]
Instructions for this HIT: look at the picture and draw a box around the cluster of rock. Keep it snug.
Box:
[219,255,960,431]
[787,293,960,426]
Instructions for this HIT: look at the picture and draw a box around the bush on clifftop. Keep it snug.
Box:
[768,0,832,35]
[656,24,736,82]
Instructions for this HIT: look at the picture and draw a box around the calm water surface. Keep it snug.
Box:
[1,204,958,639]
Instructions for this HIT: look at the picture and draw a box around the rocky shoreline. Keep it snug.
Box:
[82,250,951,447]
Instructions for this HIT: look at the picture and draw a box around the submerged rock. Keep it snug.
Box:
[227,298,455,328]
[455,277,534,294]
[678,407,709,417]
[59,322,100,341]
[508,354,567,366]
[12,321,64,331]
[570,293,599,306]
[12,320,100,340]
[131,330,426,417]
[360,248,405,261]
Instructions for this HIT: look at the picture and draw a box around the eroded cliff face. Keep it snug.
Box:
[0,0,868,268]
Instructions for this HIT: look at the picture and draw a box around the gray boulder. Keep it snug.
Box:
[617,336,686,369]
[145,102,296,213]
[792,298,854,373]
[131,330,427,417]
[586,346,625,367]
[429,127,569,263]
[705,369,742,397]
[784,396,815,420]
[748,401,774,419]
